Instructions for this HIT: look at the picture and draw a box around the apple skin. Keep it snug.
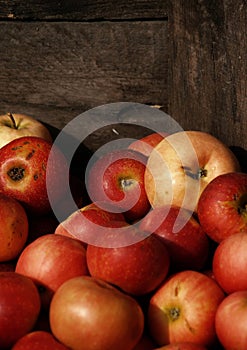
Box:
[145,131,240,213]
[212,232,247,294]
[49,275,145,350]
[0,112,52,149]
[154,343,208,350]
[0,193,29,262]
[86,149,151,222]
[128,132,168,157]
[139,205,209,272]
[11,330,70,350]
[86,227,170,295]
[0,271,41,349]
[55,201,126,244]
[148,270,225,347]
[15,234,89,309]
[0,136,69,215]
[197,172,247,243]
[215,290,247,350]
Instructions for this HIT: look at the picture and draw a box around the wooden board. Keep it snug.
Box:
[168,0,247,155]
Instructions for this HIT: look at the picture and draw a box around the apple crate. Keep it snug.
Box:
[0,1,246,349]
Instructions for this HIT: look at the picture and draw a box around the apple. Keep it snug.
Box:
[0,112,52,148]
[15,234,89,308]
[0,136,69,215]
[133,333,157,350]
[0,271,41,349]
[0,193,28,262]
[215,291,247,350]
[212,232,247,293]
[55,201,126,244]
[145,131,240,213]
[128,132,168,157]
[11,330,70,350]
[86,226,170,295]
[139,205,209,272]
[154,343,208,350]
[86,148,151,222]
[148,270,225,347]
[49,275,144,350]
[197,172,247,243]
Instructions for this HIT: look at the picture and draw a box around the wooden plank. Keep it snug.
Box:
[0,20,168,130]
[0,0,168,20]
[167,0,247,157]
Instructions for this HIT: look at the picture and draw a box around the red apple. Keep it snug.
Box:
[0,136,69,215]
[86,226,170,295]
[15,234,89,308]
[148,270,225,347]
[86,148,150,222]
[0,193,29,262]
[0,112,52,148]
[215,291,247,349]
[212,232,247,293]
[139,205,209,271]
[11,330,70,350]
[50,275,144,350]
[154,343,208,350]
[55,201,126,244]
[128,132,168,157]
[0,271,41,349]
[197,172,247,243]
[145,131,240,213]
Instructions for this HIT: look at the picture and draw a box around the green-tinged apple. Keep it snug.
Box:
[145,131,240,213]
[0,271,41,349]
[55,201,126,244]
[11,330,70,350]
[215,291,247,350]
[0,136,69,215]
[0,193,28,262]
[0,112,52,148]
[154,343,208,350]
[212,232,247,293]
[128,132,168,157]
[15,234,89,309]
[197,172,247,242]
[49,276,144,350]
[148,270,225,347]
[86,226,170,295]
[139,205,209,272]
[86,149,150,222]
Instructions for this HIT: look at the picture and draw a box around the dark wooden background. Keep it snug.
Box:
[0,0,246,166]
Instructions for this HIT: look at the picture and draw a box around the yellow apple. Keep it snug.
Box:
[145,131,241,212]
[0,113,52,148]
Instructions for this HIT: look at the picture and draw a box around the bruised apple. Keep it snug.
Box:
[0,136,68,215]
[0,272,41,349]
[49,276,144,350]
[0,193,29,262]
[145,131,240,212]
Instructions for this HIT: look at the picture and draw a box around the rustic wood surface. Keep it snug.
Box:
[168,0,247,155]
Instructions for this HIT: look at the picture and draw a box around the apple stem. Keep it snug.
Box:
[7,112,18,129]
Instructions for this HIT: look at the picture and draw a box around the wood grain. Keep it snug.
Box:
[168,0,247,152]
[0,21,168,129]
[0,0,168,20]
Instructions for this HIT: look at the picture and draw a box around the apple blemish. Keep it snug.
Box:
[7,167,25,181]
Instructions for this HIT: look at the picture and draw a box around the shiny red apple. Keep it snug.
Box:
[49,275,144,350]
[139,205,209,271]
[128,132,168,157]
[198,172,247,242]
[148,270,225,347]
[0,271,41,349]
[0,136,68,215]
[86,148,150,222]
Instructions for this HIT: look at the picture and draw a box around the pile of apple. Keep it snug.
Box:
[0,112,246,350]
